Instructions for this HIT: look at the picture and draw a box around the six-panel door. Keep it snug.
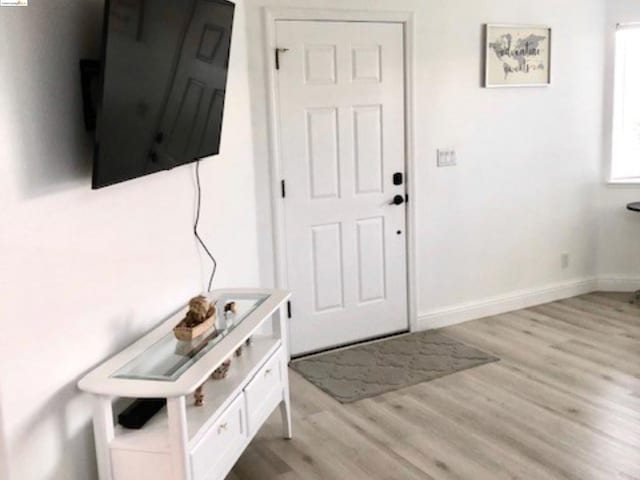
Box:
[276,21,408,355]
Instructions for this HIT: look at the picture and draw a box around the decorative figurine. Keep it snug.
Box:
[235,335,253,357]
[224,301,237,316]
[186,296,215,327]
[174,295,216,341]
[194,384,205,407]
[212,359,232,379]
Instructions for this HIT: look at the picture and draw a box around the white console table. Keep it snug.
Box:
[78,289,292,480]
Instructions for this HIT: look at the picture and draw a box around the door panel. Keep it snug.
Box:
[353,105,384,194]
[311,223,345,312]
[352,45,382,83]
[306,108,341,199]
[356,217,387,303]
[276,21,407,355]
[305,45,338,84]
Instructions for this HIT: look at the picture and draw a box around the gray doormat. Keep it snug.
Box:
[291,331,499,403]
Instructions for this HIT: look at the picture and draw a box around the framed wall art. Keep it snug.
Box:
[485,24,552,88]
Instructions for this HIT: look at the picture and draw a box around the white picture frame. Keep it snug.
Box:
[484,24,552,88]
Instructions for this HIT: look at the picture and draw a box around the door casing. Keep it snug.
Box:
[262,8,418,349]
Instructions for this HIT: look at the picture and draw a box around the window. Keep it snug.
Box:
[612,24,640,181]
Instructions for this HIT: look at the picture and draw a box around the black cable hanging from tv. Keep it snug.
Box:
[194,161,217,292]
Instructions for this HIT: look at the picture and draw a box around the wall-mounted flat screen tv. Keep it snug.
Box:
[92,0,235,189]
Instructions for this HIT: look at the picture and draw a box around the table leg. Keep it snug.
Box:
[273,305,293,439]
[93,396,114,480]
[279,381,293,439]
[167,396,191,480]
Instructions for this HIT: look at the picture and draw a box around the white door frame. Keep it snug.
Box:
[263,7,419,334]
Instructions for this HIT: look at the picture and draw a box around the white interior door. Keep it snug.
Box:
[276,20,408,355]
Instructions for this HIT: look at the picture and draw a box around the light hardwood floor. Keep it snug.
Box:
[229,292,640,480]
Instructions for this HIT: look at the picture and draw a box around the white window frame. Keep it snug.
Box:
[611,23,640,183]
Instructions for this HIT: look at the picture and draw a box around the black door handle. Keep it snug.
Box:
[390,195,405,206]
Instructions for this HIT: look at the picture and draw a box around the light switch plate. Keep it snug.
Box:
[437,149,457,167]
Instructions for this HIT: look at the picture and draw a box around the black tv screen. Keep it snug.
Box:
[92,0,235,189]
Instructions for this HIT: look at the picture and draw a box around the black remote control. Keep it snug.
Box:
[117,398,166,430]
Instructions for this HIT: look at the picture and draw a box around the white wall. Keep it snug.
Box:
[0,395,8,480]
[245,0,606,324]
[0,1,259,479]
[598,0,640,286]
[0,0,633,478]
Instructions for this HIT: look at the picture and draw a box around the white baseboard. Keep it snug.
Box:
[417,278,599,331]
[596,276,640,292]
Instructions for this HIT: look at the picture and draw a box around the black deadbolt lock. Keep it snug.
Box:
[393,172,404,186]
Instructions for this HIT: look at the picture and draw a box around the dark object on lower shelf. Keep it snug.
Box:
[118,398,166,430]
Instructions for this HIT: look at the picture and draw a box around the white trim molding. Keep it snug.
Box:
[417,278,599,331]
[596,276,640,292]
[418,276,640,331]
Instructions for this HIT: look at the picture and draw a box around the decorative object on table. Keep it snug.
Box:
[194,384,205,407]
[194,357,233,406]
[218,300,237,332]
[212,358,232,379]
[173,295,216,341]
[224,301,237,315]
[235,336,253,357]
[484,24,551,88]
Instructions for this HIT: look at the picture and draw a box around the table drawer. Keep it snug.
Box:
[244,346,284,433]
[190,394,246,480]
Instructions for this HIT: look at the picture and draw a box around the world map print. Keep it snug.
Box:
[485,26,550,86]
[489,34,547,79]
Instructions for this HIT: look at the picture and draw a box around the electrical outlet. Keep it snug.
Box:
[561,253,570,269]
[437,149,457,167]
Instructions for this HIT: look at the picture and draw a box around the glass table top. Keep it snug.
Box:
[112,293,269,382]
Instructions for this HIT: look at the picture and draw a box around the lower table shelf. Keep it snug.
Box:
[110,338,288,480]
[111,336,281,453]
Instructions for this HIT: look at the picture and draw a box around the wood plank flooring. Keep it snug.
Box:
[229,292,640,480]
